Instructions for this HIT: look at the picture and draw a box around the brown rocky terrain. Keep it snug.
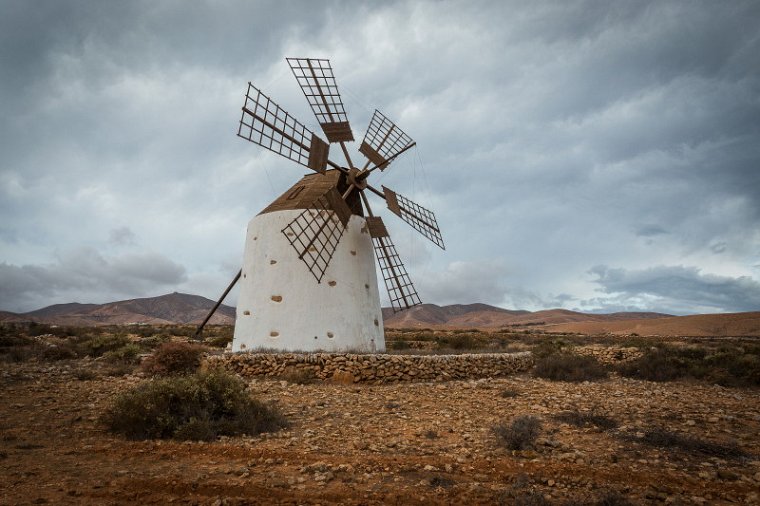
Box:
[545,311,760,337]
[1,329,759,505]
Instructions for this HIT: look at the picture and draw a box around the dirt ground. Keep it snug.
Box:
[1,359,759,505]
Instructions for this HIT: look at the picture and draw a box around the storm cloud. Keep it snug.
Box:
[586,265,760,314]
[0,248,187,312]
[1,0,759,314]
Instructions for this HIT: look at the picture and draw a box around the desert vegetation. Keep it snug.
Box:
[102,368,287,441]
[1,322,759,504]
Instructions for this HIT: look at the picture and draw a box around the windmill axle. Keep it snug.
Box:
[347,167,369,190]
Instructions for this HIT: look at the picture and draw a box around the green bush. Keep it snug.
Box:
[533,352,608,382]
[493,415,542,451]
[103,343,143,364]
[206,335,233,348]
[75,334,132,358]
[140,334,171,349]
[102,369,287,441]
[141,342,206,376]
[40,343,78,361]
[532,339,569,359]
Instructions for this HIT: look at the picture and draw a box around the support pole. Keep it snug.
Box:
[193,269,242,340]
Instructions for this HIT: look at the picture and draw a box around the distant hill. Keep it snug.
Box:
[382,304,669,330]
[2,295,757,337]
[544,311,760,337]
[0,293,235,326]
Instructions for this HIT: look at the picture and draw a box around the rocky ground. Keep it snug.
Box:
[2,356,760,505]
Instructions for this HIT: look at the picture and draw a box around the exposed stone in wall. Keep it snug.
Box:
[205,351,534,383]
[574,345,643,364]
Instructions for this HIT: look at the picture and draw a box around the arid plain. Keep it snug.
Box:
[2,298,759,505]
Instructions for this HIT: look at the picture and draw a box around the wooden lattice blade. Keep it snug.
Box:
[372,233,421,313]
[359,110,414,171]
[286,57,354,143]
[382,186,445,250]
[281,188,351,282]
[238,83,329,173]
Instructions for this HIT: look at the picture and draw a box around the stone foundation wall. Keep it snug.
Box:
[206,351,534,383]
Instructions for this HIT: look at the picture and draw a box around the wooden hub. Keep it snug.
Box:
[347,167,369,190]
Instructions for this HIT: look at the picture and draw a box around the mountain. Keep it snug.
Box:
[2,295,757,337]
[1,293,235,326]
[382,303,529,327]
[382,304,668,330]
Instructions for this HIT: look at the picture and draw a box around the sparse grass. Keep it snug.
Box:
[533,352,609,382]
[498,489,550,506]
[629,427,748,459]
[429,475,455,488]
[493,415,542,451]
[617,344,760,387]
[102,343,142,364]
[103,364,135,377]
[592,491,635,506]
[73,368,98,381]
[102,369,287,441]
[553,410,619,430]
[140,342,206,376]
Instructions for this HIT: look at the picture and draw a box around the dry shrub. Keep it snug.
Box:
[553,410,618,430]
[630,427,747,459]
[533,352,608,382]
[617,345,760,387]
[141,342,206,376]
[102,369,287,441]
[500,388,520,398]
[494,415,542,450]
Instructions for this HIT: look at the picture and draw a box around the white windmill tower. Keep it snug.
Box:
[196,58,445,353]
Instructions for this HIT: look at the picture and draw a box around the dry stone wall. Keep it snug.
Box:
[574,345,643,364]
[206,351,534,383]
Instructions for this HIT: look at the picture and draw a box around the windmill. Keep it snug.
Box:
[196,57,444,353]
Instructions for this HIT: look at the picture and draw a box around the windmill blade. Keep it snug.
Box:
[368,220,422,313]
[238,83,330,173]
[382,186,445,250]
[286,57,354,143]
[281,187,352,282]
[359,110,414,171]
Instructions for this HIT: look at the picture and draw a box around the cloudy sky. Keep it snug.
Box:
[1,0,759,315]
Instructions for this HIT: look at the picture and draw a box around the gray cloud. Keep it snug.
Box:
[415,260,509,307]
[108,226,136,246]
[636,225,668,237]
[586,265,760,314]
[0,248,187,312]
[1,0,759,315]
